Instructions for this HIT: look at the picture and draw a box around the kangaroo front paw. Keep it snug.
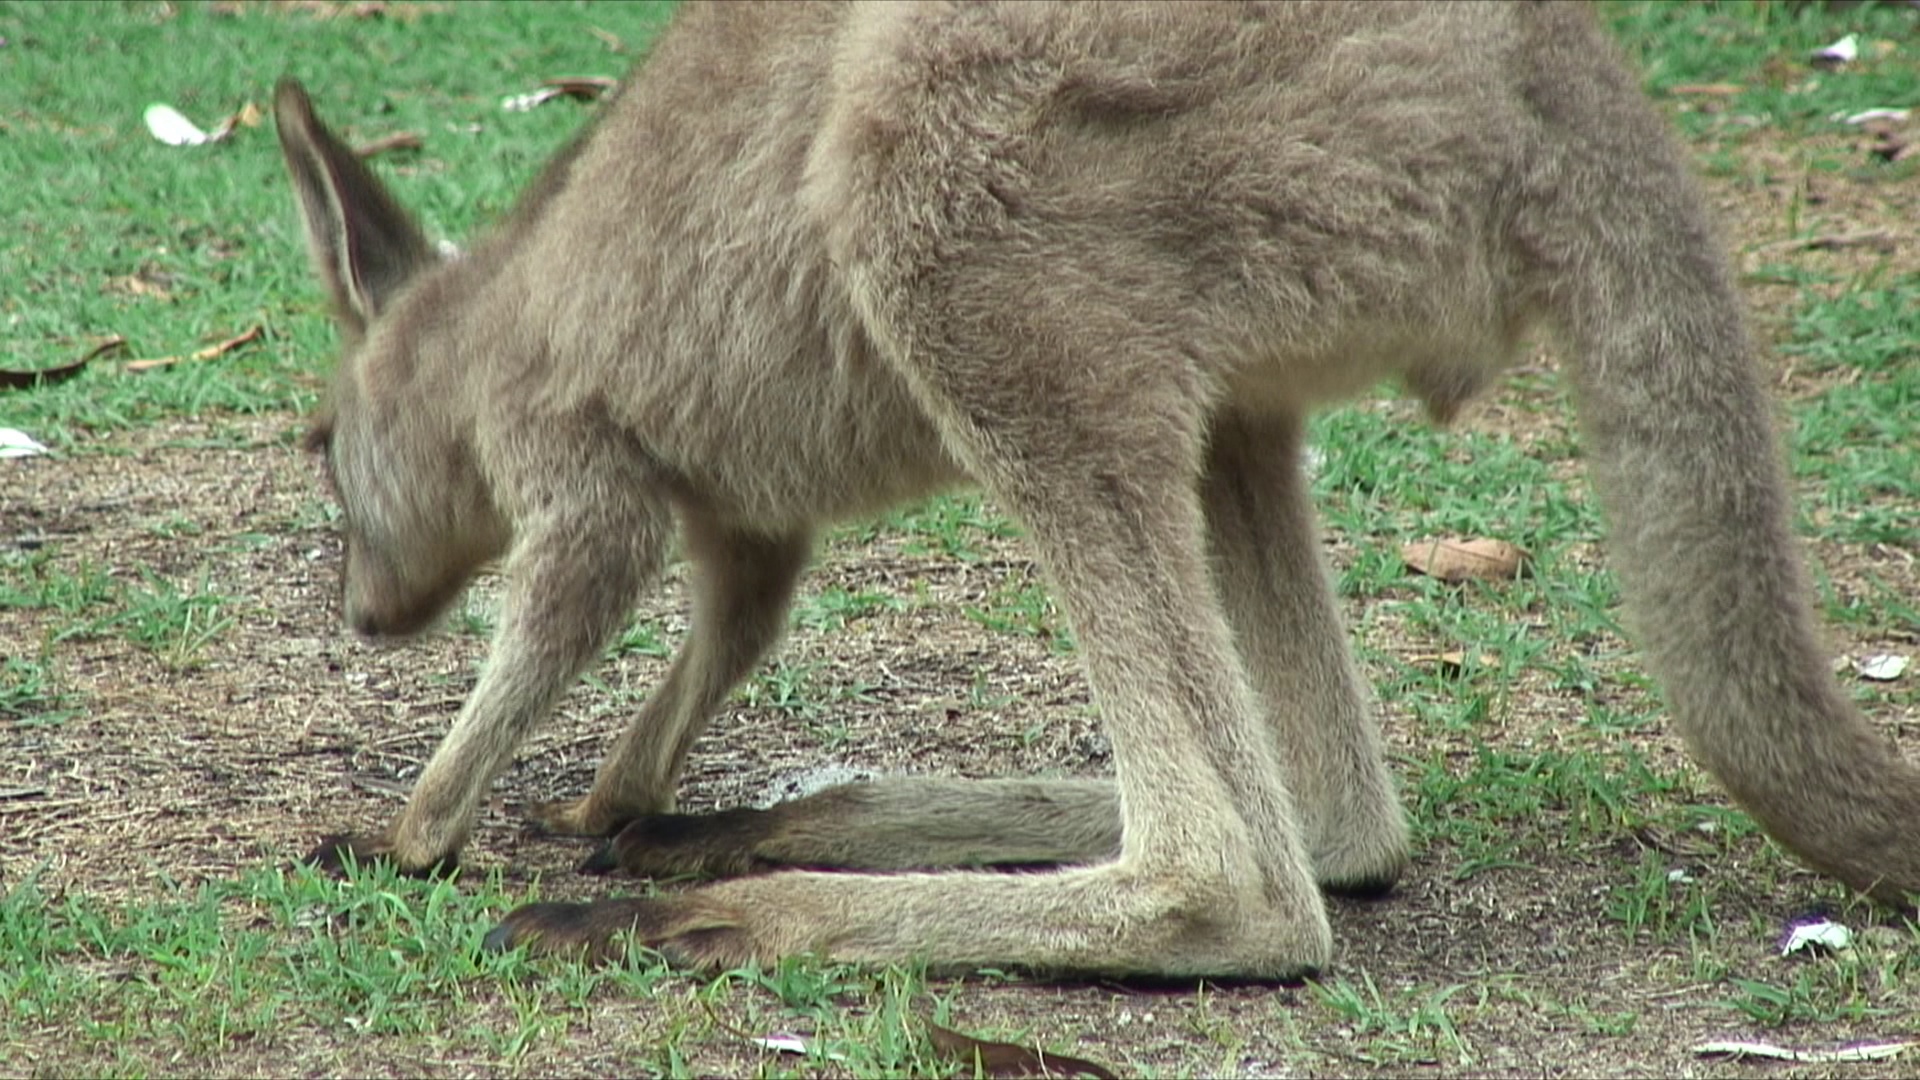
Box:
[302,832,457,879]
[483,895,760,970]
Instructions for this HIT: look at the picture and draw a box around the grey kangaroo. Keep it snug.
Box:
[273,0,1919,979]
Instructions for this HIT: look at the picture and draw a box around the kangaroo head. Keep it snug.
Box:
[274,79,505,637]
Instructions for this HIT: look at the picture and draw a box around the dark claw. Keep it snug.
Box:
[483,900,597,954]
[485,895,752,969]
[596,808,772,879]
[1323,874,1398,901]
[578,840,621,876]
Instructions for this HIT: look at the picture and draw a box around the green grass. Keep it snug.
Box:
[1603,0,1920,136]
[1307,974,1477,1068]
[861,496,1022,563]
[0,548,240,668]
[1,0,678,446]
[792,587,905,633]
[0,861,999,1077]
[0,654,74,726]
[1783,289,1920,547]
[0,549,119,618]
[964,574,1075,656]
[101,566,239,668]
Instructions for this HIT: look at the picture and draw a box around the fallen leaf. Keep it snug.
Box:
[1810,33,1859,69]
[1694,1040,1912,1063]
[354,131,423,158]
[502,76,617,112]
[502,87,565,113]
[750,1033,848,1063]
[110,273,175,302]
[752,1034,809,1056]
[926,1018,1117,1080]
[0,336,126,390]
[1781,918,1853,956]
[0,429,51,458]
[1668,82,1745,97]
[1438,650,1498,674]
[545,76,616,100]
[144,102,215,146]
[203,101,262,142]
[1408,651,1498,677]
[1867,129,1914,163]
[1400,537,1528,583]
[1838,108,1910,125]
[1806,230,1898,253]
[122,325,263,372]
[1855,654,1909,681]
[143,100,260,147]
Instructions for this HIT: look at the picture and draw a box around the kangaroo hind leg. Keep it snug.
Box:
[590,776,1120,878]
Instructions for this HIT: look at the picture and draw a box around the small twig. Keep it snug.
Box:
[123,324,263,372]
[0,336,126,390]
[355,131,423,158]
[1753,230,1898,255]
[1804,229,1898,253]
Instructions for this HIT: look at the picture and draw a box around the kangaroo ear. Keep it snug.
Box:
[273,78,438,336]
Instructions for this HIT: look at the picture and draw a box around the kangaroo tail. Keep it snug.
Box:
[1523,6,1920,905]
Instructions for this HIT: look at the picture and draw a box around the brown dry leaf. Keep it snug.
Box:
[1668,82,1745,97]
[544,76,617,101]
[925,1018,1117,1080]
[1805,229,1898,253]
[1867,127,1913,163]
[204,101,264,143]
[1410,650,1500,676]
[1757,229,1901,255]
[109,274,175,302]
[503,76,619,112]
[0,337,126,391]
[1400,537,1528,583]
[354,131,423,158]
[122,325,263,373]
